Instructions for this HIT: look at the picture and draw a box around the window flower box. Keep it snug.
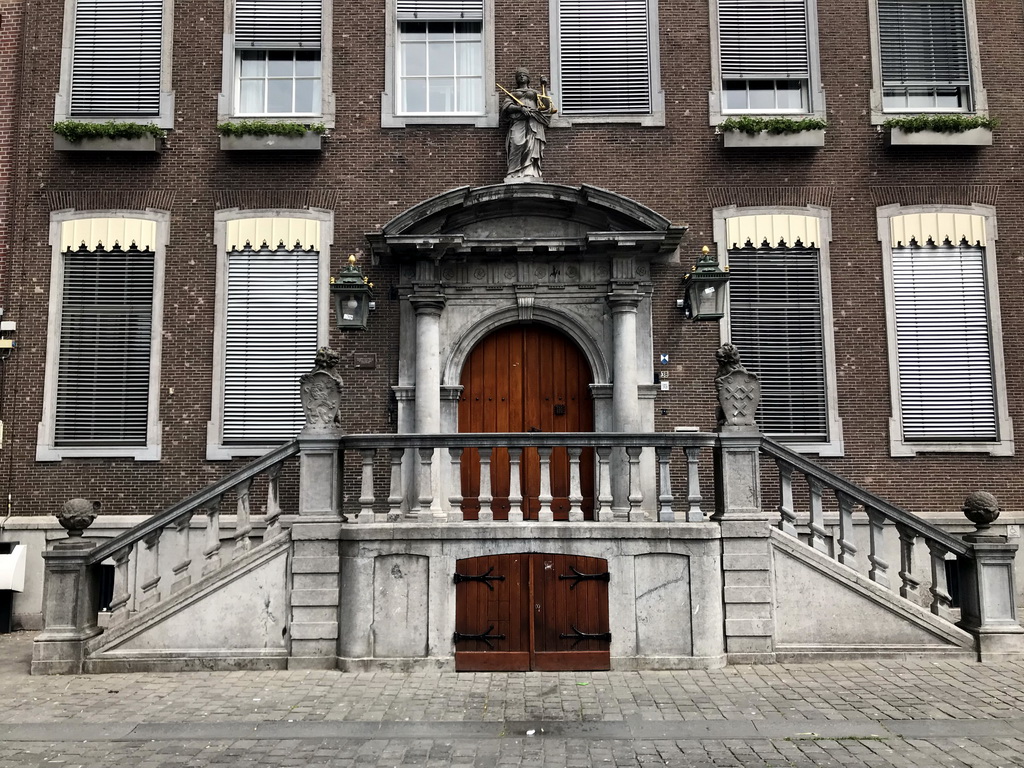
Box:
[219,132,322,151]
[54,134,163,153]
[888,126,993,147]
[721,129,825,149]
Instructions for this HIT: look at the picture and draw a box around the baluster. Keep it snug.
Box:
[358,448,376,523]
[234,479,253,556]
[806,477,829,554]
[447,447,465,522]
[685,445,704,522]
[171,511,194,593]
[776,459,797,537]
[626,446,644,522]
[417,447,443,522]
[264,463,283,539]
[656,446,675,522]
[507,447,524,523]
[865,507,890,589]
[927,540,952,616]
[477,447,493,522]
[836,491,858,568]
[387,448,404,522]
[202,495,223,576]
[567,446,584,522]
[896,524,921,600]
[108,546,132,626]
[138,529,162,611]
[595,446,614,522]
[537,447,554,522]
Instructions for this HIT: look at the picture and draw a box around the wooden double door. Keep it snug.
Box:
[453,553,611,671]
[458,325,594,519]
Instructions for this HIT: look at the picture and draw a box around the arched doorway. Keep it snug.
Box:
[458,324,594,520]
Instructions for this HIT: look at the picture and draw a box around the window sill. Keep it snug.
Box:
[220,133,322,151]
[887,127,992,147]
[53,135,163,153]
[720,129,825,148]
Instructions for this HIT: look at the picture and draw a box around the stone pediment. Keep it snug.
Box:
[366,183,686,262]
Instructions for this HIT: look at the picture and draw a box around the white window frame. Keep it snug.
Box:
[38,209,168,462]
[708,0,825,125]
[382,0,498,127]
[54,0,176,128]
[878,204,1012,456]
[714,205,843,456]
[219,0,335,127]
[208,208,332,460]
[547,0,665,127]
[868,0,987,124]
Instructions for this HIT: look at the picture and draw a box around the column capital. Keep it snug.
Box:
[409,292,447,316]
[606,290,643,312]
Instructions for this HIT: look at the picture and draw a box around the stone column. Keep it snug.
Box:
[31,540,102,675]
[409,293,446,520]
[607,291,642,434]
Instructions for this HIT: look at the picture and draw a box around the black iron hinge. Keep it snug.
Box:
[559,565,611,590]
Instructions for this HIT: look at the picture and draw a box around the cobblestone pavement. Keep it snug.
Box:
[2,632,1024,766]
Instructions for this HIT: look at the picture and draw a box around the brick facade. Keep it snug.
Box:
[3,0,1024,520]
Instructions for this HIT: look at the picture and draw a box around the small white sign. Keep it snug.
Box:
[660,354,669,364]
[660,380,670,391]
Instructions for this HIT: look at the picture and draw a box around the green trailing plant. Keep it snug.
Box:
[217,120,327,138]
[883,114,997,134]
[718,116,827,135]
[52,121,166,142]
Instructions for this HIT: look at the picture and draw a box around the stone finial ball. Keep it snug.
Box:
[962,491,1000,529]
[57,498,99,537]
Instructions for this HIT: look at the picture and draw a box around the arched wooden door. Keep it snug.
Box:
[459,325,594,520]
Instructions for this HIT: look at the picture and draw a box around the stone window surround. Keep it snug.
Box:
[707,0,826,125]
[546,0,666,127]
[713,204,844,457]
[37,208,169,462]
[54,0,176,129]
[867,0,988,125]
[381,0,498,128]
[218,0,336,128]
[876,203,1013,457]
[207,207,333,461]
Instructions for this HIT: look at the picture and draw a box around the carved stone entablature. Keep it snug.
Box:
[366,183,686,265]
[715,344,761,429]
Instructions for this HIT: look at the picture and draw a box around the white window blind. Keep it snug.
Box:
[558,0,652,114]
[223,241,319,445]
[878,0,969,89]
[893,240,996,441]
[728,240,828,442]
[396,0,483,20]
[55,243,155,446]
[70,0,163,117]
[718,0,809,80]
[235,0,322,48]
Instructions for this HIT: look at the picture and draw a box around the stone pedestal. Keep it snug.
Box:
[958,533,1024,661]
[31,540,103,675]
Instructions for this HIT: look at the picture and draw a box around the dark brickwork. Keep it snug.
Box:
[0,0,21,298]
[4,0,1024,519]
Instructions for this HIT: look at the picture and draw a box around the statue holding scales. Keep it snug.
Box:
[499,67,556,182]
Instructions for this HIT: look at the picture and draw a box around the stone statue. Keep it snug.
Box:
[300,346,344,433]
[715,344,760,428]
[501,67,554,183]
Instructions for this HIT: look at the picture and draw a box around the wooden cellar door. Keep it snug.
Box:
[454,553,611,671]
[458,325,594,520]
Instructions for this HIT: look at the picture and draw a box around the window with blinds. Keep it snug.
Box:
[717,0,810,113]
[222,241,320,445]
[892,239,996,441]
[55,243,155,446]
[70,0,163,117]
[878,0,972,111]
[558,0,652,114]
[727,239,828,442]
[233,0,323,116]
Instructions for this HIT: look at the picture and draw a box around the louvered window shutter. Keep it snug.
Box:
[235,0,322,48]
[718,0,809,81]
[559,0,652,114]
[728,243,828,442]
[878,0,970,88]
[396,0,484,20]
[70,0,163,117]
[223,242,320,445]
[893,243,996,441]
[55,243,155,446]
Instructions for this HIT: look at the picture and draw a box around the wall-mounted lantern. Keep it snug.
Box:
[678,246,729,322]
[330,255,374,330]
